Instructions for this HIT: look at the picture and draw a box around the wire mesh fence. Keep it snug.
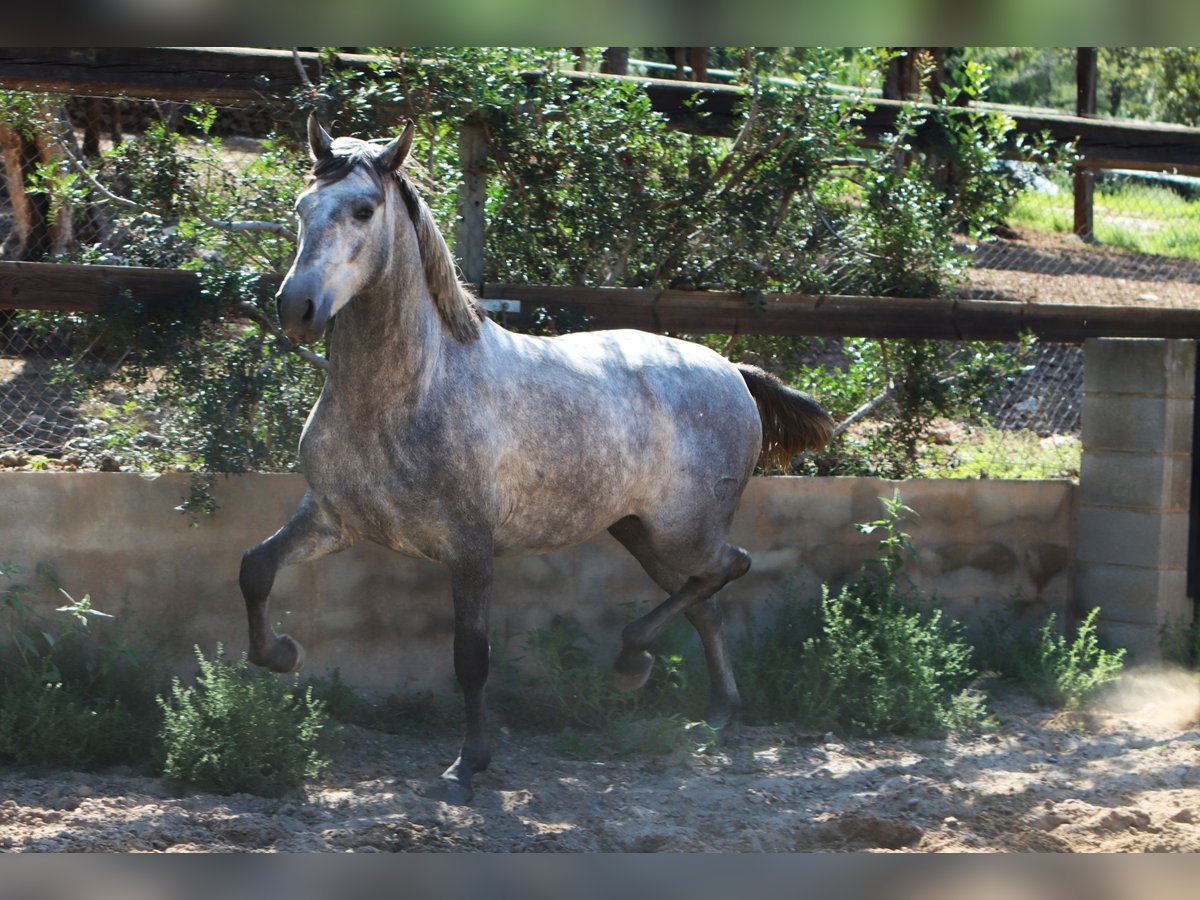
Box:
[0,330,82,462]
[2,89,1198,476]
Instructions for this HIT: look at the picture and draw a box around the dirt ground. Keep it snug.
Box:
[963,228,1200,308]
[2,670,1199,853]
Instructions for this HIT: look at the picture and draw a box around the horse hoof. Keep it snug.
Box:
[612,649,653,692]
[263,634,305,673]
[427,774,474,805]
[705,712,739,743]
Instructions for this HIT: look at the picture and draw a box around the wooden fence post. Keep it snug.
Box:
[1074,47,1098,242]
[455,115,487,287]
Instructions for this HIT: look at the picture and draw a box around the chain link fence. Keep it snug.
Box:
[2,91,1198,476]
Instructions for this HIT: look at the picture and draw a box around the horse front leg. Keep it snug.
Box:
[437,547,494,805]
[239,491,351,673]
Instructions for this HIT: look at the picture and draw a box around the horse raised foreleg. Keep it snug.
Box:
[437,547,494,805]
[239,491,351,673]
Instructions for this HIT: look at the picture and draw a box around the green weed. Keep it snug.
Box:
[490,615,710,759]
[158,645,329,797]
[977,607,1126,709]
[734,494,986,737]
[0,562,166,770]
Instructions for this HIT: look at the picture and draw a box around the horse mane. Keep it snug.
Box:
[311,138,484,343]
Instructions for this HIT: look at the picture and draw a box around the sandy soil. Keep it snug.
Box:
[2,671,1199,853]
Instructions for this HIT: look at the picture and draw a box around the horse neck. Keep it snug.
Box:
[326,268,448,406]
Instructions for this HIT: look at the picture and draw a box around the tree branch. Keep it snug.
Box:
[804,182,888,262]
[50,131,146,212]
[832,383,896,440]
[236,301,329,371]
[194,210,297,242]
[292,49,316,92]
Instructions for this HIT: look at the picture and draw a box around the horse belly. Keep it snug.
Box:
[492,456,644,556]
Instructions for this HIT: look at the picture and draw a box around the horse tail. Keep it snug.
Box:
[737,364,835,468]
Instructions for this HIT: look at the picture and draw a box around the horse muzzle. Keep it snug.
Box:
[276,283,332,344]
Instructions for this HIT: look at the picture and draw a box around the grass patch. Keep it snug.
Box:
[1010,178,1200,260]
[920,427,1081,480]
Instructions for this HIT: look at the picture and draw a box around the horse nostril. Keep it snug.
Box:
[301,298,316,324]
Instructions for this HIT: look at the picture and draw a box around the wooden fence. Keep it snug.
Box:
[5,259,1200,343]
[2,47,1198,172]
[3,47,1200,343]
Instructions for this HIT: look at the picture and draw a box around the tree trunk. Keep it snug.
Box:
[0,122,52,261]
[601,47,629,76]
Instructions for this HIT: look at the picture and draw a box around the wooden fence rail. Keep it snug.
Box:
[4,260,1200,344]
[3,47,1200,174]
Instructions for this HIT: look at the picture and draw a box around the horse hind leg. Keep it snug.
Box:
[607,517,748,727]
[240,491,351,673]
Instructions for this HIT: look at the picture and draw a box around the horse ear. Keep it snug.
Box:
[307,112,333,161]
[377,120,415,173]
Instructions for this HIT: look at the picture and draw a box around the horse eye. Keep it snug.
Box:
[353,205,375,222]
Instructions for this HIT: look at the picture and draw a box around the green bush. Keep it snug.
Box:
[978,607,1126,709]
[0,563,166,770]
[158,646,329,797]
[735,495,986,737]
[736,583,984,737]
[5,48,1068,499]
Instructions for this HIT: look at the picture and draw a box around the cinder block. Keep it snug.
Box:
[1076,506,1191,570]
[1093,620,1166,663]
[1076,563,1190,625]
[1081,394,1193,454]
[1083,338,1195,397]
[1078,451,1191,511]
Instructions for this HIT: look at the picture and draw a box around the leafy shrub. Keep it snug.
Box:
[735,495,986,736]
[5,48,1066,495]
[736,585,984,737]
[977,608,1126,709]
[0,562,166,770]
[158,646,329,797]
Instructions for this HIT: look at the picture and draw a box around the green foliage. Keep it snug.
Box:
[734,495,986,736]
[729,335,1028,478]
[0,562,166,770]
[964,47,1200,125]
[976,607,1126,709]
[158,646,329,797]
[1160,617,1200,670]
[6,50,1065,489]
[490,615,710,758]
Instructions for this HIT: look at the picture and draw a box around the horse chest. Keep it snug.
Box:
[298,401,473,557]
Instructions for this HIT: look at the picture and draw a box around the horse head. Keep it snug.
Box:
[275,114,415,344]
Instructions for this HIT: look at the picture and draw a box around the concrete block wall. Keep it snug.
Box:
[0,473,1074,692]
[1078,338,1196,658]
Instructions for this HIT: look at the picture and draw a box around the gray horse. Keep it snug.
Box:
[240,114,833,803]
